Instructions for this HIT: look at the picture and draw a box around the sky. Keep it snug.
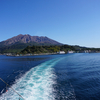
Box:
[0,0,100,48]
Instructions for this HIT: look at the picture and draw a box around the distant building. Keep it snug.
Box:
[68,51,74,53]
[57,51,65,54]
[84,50,89,53]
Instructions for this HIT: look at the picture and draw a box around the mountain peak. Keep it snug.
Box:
[1,34,62,46]
[0,34,63,53]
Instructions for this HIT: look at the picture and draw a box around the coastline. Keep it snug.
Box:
[6,52,59,57]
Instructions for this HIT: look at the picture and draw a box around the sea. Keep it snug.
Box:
[0,53,100,100]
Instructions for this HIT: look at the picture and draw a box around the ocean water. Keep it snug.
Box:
[0,53,100,100]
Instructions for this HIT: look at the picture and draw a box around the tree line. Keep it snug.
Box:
[20,45,75,54]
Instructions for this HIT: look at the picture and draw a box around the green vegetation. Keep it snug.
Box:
[20,45,100,54]
[0,42,51,53]
[1,43,100,54]
[0,41,61,53]
[20,45,76,54]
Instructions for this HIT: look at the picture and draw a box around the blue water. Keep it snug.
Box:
[0,53,100,100]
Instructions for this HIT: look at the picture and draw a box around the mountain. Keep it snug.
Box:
[0,34,63,53]
[0,34,62,46]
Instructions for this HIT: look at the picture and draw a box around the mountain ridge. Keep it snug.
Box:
[0,34,63,53]
[1,34,62,46]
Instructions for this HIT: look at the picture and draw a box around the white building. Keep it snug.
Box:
[68,51,74,53]
[57,51,65,54]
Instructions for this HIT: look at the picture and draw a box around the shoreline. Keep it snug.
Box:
[6,52,64,57]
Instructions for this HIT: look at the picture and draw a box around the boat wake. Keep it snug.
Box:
[0,58,61,100]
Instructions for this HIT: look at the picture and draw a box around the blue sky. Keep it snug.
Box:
[0,0,100,47]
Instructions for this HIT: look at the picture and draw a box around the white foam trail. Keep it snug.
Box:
[0,58,61,100]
